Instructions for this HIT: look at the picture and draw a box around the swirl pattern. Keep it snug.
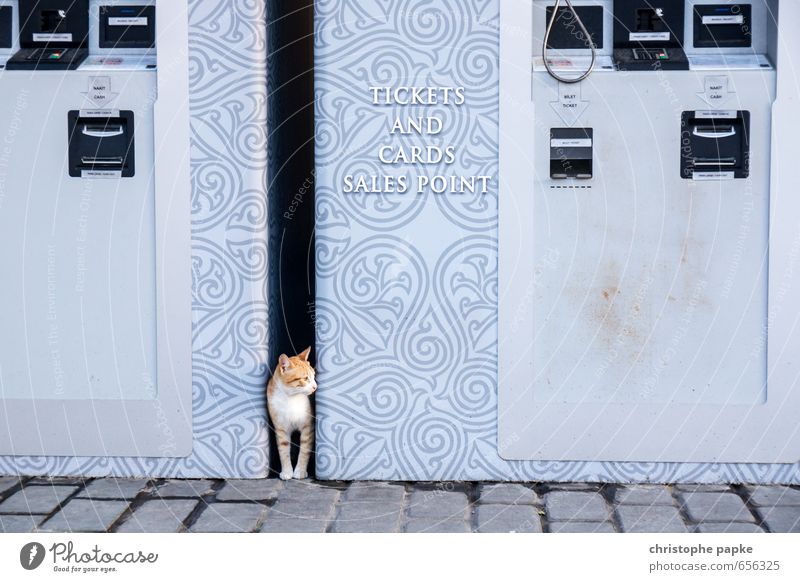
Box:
[314,0,800,484]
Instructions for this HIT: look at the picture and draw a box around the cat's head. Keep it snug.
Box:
[275,347,317,396]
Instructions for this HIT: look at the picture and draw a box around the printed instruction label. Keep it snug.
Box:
[33,33,73,42]
[79,109,120,118]
[702,15,744,24]
[629,32,670,42]
[693,171,735,181]
[108,17,148,26]
[551,138,592,148]
[82,170,122,179]
[695,110,737,119]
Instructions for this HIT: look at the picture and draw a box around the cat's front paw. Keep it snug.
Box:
[279,470,294,481]
[292,468,308,480]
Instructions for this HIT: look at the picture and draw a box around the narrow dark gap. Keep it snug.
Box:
[731,484,770,532]
[669,485,700,533]
[599,484,623,532]
[466,482,480,531]
[179,480,226,532]
[0,475,31,502]
[107,478,162,532]
[532,483,552,533]
[266,0,316,480]
[398,483,412,533]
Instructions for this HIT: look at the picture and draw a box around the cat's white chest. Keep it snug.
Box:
[273,393,309,429]
[285,395,309,423]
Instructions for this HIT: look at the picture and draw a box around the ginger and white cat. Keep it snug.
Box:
[267,347,317,480]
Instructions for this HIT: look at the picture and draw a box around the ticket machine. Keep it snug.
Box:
[499,0,800,463]
[0,0,191,457]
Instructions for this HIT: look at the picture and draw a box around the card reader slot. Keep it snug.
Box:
[82,125,125,138]
[550,128,593,180]
[80,156,124,167]
[68,111,135,178]
[691,157,737,167]
[681,111,750,180]
[693,125,736,139]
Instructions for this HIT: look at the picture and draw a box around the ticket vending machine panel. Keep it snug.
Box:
[499,0,800,463]
[0,0,191,457]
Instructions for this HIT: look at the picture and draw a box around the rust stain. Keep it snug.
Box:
[601,287,620,302]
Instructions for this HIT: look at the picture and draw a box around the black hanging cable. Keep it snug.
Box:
[543,0,597,84]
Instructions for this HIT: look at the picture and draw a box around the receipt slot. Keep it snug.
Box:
[499,0,800,463]
[0,0,191,457]
[680,110,750,179]
[68,110,136,177]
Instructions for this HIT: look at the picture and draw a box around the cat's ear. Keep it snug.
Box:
[299,347,312,362]
[279,354,292,372]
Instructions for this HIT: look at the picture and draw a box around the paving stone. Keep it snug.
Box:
[615,486,674,506]
[475,505,542,533]
[270,483,340,519]
[276,481,343,506]
[0,485,79,514]
[154,480,215,498]
[0,514,44,533]
[618,504,688,533]
[260,517,328,533]
[478,484,538,505]
[115,499,198,533]
[697,522,765,533]
[215,479,283,502]
[342,483,406,503]
[270,496,339,520]
[408,489,469,519]
[745,486,800,507]
[759,506,800,533]
[281,480,345,495]
[190,503,266,533]
[550,521,616,533]
[405,518,470,533]
[39,499,129,532]
[3,478,793,534]
[335,500,404,519]
[330,501,403,533]
[679,492,753,523]
[78,479,151,500]
[546,492,609,521]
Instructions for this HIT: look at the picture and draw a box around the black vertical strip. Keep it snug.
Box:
[266,1,316,477]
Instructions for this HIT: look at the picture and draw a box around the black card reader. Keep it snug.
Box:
[6,0,89,71]
[68,111,136,178]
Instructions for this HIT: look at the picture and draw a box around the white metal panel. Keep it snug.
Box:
[0,74,157,402]
[499,0,800,463]
[0,0,192,457]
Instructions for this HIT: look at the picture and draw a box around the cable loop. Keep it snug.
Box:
[543,0,597,84]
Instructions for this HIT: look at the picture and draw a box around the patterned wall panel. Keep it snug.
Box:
[314,0,800,484]
[0,0,271,479]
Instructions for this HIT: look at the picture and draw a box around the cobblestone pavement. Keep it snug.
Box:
[1,477,798,533]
